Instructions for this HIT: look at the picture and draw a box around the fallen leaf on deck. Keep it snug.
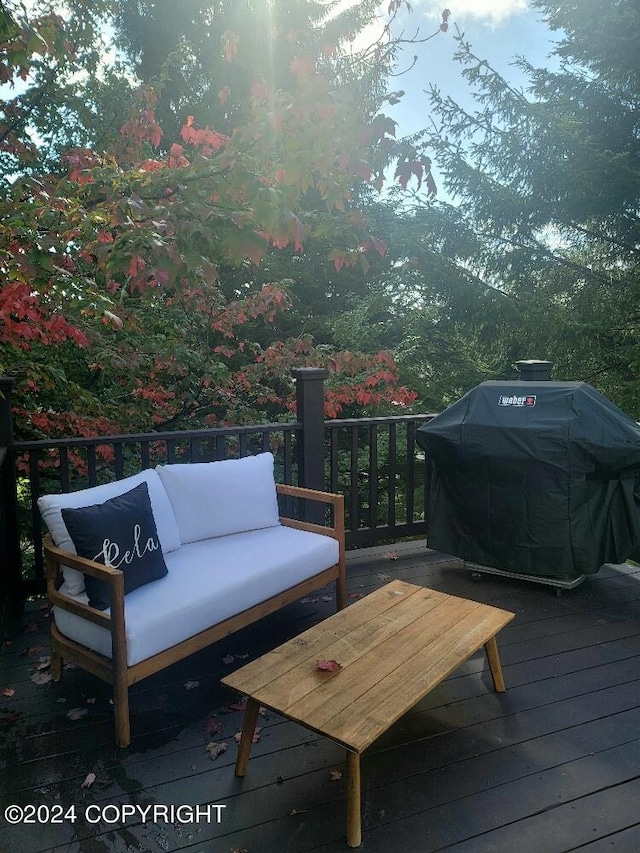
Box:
[316,659,342,672]
[2,687,15,697]
[378,573,391,581]
[86,697,96,704]
[184,680,199,690]
[223,654,235,665]
[321,595,333,602]
[229,699,247,711]
[300,597,319,604]
[36,658,50,671]
[384,553,398,561]
[81,772,96,789]
[290,808,307,816]
[234,653,249,660]
[329,769,342,781]
[204,716,223,737]
[21,645,43,656]
[67,707,88,721]
[23,623,39,633]
[348,593,363,600]
[1,709,23,726]
[206,741,228,760]
[31,671,52,685]
[234,726,261,744]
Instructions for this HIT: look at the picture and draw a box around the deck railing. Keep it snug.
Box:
[0,370,436,604]
[0,379,23,624]
[326,415,430,546]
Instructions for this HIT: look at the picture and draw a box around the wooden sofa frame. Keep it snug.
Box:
[44,483,346,748]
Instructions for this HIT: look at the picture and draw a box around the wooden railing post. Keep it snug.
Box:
[0,377,24,623]
[292,368,328,523]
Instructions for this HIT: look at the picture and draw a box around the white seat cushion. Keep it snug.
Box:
[38,469,181,595]
[53,525,339,666]
[155,452,280,544]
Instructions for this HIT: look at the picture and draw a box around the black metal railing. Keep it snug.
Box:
[15,421,302,593]
[1,370,436,600]
[0,379,23,627]
[327,415,431,546]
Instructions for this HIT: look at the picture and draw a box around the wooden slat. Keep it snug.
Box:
[225,580,514,754]
[240,588,445,711]
[286,599,487,743]
[321,609,513,751]
[223,581,426,695]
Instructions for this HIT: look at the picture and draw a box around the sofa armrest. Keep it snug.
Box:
[276,484,346,609]
[276,484,344,537]
[43,534,126,656]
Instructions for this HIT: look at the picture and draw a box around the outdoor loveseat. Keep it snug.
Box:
[38,452,346,747]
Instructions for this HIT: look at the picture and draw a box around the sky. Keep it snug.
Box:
[381,0,560,137]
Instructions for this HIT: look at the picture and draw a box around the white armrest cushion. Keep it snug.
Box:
[155,452,280,544]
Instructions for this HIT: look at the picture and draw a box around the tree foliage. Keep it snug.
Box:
[113,0,391,141]
[1,0,428,443]
[400,0,640,414]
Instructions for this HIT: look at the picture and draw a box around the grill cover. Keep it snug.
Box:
[416,381,640,580]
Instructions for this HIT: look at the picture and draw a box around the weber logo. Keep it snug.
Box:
[498,395,536,407]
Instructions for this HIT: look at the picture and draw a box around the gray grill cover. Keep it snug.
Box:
[416,381,640,580]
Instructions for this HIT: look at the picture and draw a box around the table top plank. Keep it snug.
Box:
[222,581,426,696]
[222,580,515,756]
[317,606,514,752]
[241,586,449,712]
[282,595,483,729]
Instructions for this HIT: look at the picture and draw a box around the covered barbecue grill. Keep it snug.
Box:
[416,362,640,586]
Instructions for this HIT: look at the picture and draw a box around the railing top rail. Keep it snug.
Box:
[13,414,437,452]
[325,414,438,427]
[14,421,303,452]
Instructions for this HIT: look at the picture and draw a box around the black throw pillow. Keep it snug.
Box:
[61,482,168,610]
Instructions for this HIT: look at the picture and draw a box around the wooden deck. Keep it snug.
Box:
[2,543,640,852]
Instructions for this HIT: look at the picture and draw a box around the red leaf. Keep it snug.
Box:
[204,716,223,737]
[316,659,342,672]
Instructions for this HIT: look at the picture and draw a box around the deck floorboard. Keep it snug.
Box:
[2,544,640,852]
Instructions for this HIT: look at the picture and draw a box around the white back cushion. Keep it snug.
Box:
[155,452,280,544]
[38,469,181,595]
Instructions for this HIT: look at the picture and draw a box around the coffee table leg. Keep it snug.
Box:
[346,750,362,848]
[234,697,260,777]
[484,635,506,693]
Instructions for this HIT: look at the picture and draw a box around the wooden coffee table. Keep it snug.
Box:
[221,580,515,847]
